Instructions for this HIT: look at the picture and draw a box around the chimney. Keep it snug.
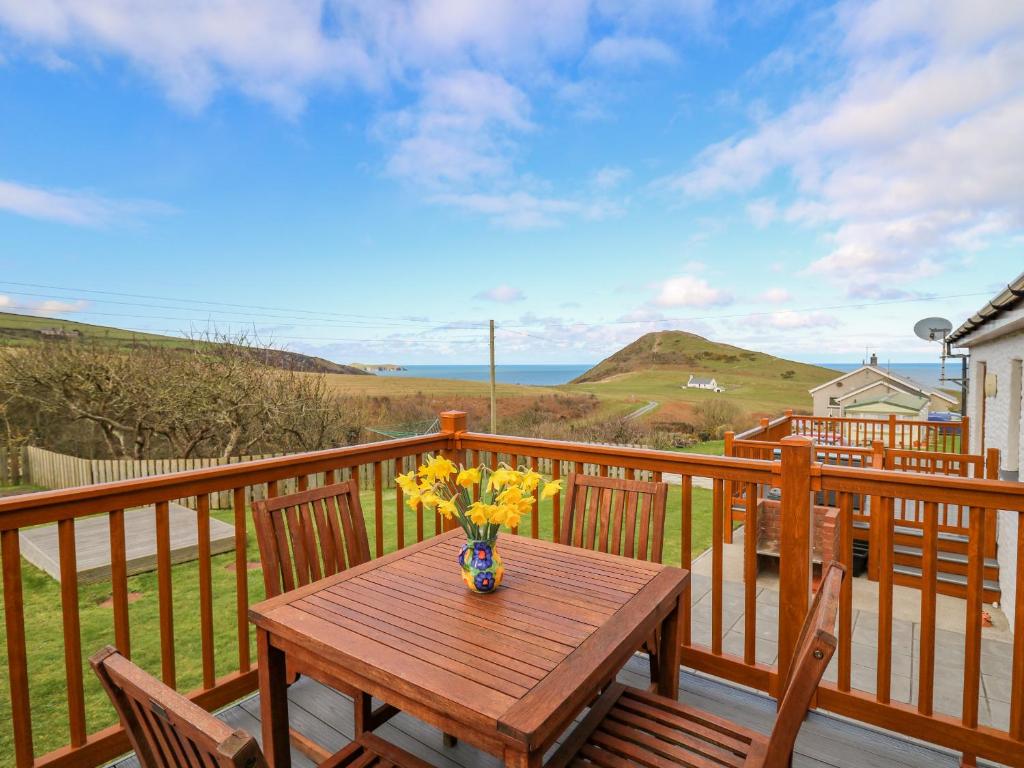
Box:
[869,352,878,366]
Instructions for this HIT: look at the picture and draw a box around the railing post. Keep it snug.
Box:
[439,411,468,532]
[777,435,814,692]
[888,414,897,449]
[985,448,999,558]
[724,432,735,544]
[867,440,885,581]
[961,415,970,455]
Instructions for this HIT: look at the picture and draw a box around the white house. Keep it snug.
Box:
[809,353,957,418]
[948,270,1024,630]
[686,375,722,392]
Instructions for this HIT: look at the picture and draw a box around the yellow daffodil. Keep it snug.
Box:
[489,505,508,525]
[517,497,534,515]
[420,491,440,509]
[469,504,490,526]
[505,512,521,529]
[521,470,541,492]
[437,499,458,519]
[406,491,422,510]
[487,467,514,492]
[396,471,418,494]
[497,486,524,505]
[540,480,563,500]
[456,467,481,488]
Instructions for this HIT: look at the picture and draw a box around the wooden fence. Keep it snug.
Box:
[15,444,652,507]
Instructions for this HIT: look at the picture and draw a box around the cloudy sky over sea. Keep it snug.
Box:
[1,2,1021,364]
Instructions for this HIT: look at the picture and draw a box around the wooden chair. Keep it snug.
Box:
[560,473,668,562]
[547,562,846,768]
[560,473,669,680]
[251,480,371,598]
[251,480,397,740]
[90,646,434,768]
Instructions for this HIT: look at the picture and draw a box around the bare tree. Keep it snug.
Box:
[0,336,357,459]
[693,399,742,440]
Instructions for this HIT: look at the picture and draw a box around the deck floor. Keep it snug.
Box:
[111,655,996,768]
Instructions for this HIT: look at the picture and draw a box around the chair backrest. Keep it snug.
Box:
[91,645,267,768]
[763,561,845,768]
[560,473,669,562]
[252,480,371,598]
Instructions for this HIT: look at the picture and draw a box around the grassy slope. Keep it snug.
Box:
[564,331,837,417]
[0,484,712,762]
[0,312,367,375]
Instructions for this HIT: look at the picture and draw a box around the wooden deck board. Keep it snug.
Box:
[111,654,984,768]
[18,502,235,583]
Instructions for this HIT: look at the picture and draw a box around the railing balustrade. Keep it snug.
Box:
[0,411,1021,767]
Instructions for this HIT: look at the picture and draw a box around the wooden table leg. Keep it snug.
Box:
[504,745,542,768]
[655,592,683,699]
[258,629,291,768]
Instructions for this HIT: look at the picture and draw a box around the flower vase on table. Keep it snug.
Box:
[397,455,562,594]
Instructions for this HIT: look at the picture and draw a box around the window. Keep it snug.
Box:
[829,397,839,406]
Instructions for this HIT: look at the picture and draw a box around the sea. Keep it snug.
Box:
[373,362,951,389]
[819,363,948,390]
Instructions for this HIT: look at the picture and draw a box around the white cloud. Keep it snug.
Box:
[665,0,1024,293]
[475,284,525,303]
[381,69,533,189]
[652,275,732,308]
[585,35,676,68]
[0,178,167,226]
[0,294,89,315]
[591,166,631,190]
[759,287,791,303]
[746,197,778,227]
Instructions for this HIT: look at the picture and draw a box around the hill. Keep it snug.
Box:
[566,331,838,417]
[0,311,369,376]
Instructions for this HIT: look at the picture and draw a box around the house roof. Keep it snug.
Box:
[843,391,928,415]
[687,376,716,386]
[948,269,1024,345]
[808,365,956,404]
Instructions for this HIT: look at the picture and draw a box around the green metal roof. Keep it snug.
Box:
[843,391,928,415]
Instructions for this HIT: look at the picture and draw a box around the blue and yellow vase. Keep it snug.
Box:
[458,538,504,593]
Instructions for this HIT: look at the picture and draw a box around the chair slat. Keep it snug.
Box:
[560,473,668,565]
[253,480,371,600]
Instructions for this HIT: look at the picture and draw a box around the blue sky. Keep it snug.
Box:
[0,1,1021,365]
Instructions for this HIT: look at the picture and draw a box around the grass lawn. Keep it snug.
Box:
[0,483,712,763]
[678,440,725,456]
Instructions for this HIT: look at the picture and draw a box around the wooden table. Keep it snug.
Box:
[249,529,689,768]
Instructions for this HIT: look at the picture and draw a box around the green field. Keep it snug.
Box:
[0,484,712,763]
[0,311,199,348]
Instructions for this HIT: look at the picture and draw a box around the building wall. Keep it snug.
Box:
[964,328,1024,628]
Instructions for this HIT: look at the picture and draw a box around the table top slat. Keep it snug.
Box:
[354,573,577,659]
[320,581,562,672]
[296,597,536,697]
[262,603,517,723]
[379,561,601,638]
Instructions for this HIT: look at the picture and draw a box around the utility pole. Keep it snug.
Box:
[489,319,497,434]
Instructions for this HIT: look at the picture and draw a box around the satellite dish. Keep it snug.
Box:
[914,317,952,342]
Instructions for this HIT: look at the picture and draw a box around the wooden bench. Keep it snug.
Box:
[547,562,845,768]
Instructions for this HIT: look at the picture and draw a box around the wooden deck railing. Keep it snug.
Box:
[737,411,969,454]
[1,411,1022,766]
